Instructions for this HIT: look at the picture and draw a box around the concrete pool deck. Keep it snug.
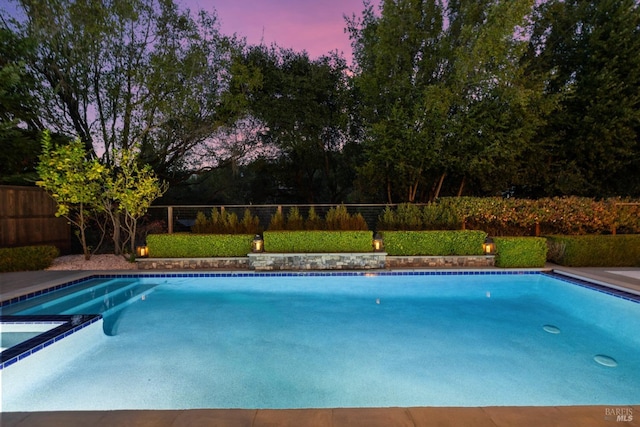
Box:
[1,265,639,427]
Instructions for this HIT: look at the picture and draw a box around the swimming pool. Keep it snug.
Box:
[1,272,639,411]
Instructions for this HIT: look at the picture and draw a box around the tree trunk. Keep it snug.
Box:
[457,176,466,197]
[433,173,446,200]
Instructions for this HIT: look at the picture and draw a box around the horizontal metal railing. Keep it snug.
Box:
[146,204,406,233]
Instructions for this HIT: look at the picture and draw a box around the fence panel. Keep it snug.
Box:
[0,185,70,251]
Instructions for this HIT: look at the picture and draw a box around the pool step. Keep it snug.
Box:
[16,280,153,317]
[59,282,156,316]
[16,278,136,315]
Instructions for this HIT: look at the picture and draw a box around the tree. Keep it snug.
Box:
[36,131,106,259]
[527,0,640,196]
[347,0,550,202]
[5,0,237,182]
[227,46,352,203]
[106,148,167,255]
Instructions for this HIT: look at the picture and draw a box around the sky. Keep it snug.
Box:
[183,0,368,63]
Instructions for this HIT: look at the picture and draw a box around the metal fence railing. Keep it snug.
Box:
[146,204,401,233]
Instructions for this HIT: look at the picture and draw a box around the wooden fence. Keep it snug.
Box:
[0,185,70,251]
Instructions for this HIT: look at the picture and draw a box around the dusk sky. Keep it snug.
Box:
[183,0,368,63]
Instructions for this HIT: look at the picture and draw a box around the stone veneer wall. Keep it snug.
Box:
[137,257,249,270]
[137,254,494,270]
[248,253,386,271]
[386,255,494,268]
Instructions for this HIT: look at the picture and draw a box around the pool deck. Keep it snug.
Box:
[1,265,639,427]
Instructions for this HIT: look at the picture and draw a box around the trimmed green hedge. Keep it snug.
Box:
[0,245,60,272]
[147,233,254,257]
[263,230,373,252]
[381,230,486,256]
[546,235,640,267]
[494,237,547,268]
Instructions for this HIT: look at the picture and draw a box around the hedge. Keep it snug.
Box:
[381,230,486,256]
[0,245,60,272]
[546,235,640,267]
[494,237,547,268]
[263,230,373,253]
[147,233,254,257]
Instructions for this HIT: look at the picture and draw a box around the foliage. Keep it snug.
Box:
[36,131,106,259]
[0,245,59,272]
[266,205,368,231]
[4,0,237,184]
[527,0,640,197]
[381,230,486,256]
[263,231,373,253]
[285,207,304,230]
[348,0,552,203]
[324,205,369,231]
[493,237,547,268]
[305,206,324,230]
[267,210,286,231]
[376,202,461,231]
[105,148,167,254]
[192,208,261,234]
[147,233,253,257]
[450,197,639,236]
[228,45,353,202]
[546,235,640,267]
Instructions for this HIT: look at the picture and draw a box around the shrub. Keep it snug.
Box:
[546,235,640,267]
[192,208,261,234]
[305,206,324,230]
[0,245,60,272]
[240,209,261,234]
[264,230,373,252]
[268,210,285,231]
[493,237,547,268]
[376,206,397,230]
[381,230,486,256]
[285,207,304,230]
[395,203,423,230]
[325,205,368,231]
[422,201,461,230]
[147,233,253,257]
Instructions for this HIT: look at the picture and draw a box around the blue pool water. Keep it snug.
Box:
[1,272,639,411]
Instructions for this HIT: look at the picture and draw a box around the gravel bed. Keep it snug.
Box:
[46,254,138,270]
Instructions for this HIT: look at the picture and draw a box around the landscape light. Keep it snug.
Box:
[252,234,264,253]
[482,237,495,255]
[373,233,384,252]
[136,245,149,258]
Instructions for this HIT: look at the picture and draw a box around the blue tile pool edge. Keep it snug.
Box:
[0,314,102,370]
[3,270,639,310]
[1,271,543,308]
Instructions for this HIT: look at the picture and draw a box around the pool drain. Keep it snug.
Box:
[594,355,617,367]
[543,325,561,334]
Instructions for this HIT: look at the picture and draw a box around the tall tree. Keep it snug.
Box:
[348,0,550,202]
[527,0,640,196]
[228,46,351,203]
[4,0,236,183]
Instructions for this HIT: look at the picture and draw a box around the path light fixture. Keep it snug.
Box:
[252,234,264,253]
[136,245,149,258]
[373,233,384,252]
[483,236,496,255]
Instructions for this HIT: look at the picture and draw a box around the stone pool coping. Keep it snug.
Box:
[3,405,639,426]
